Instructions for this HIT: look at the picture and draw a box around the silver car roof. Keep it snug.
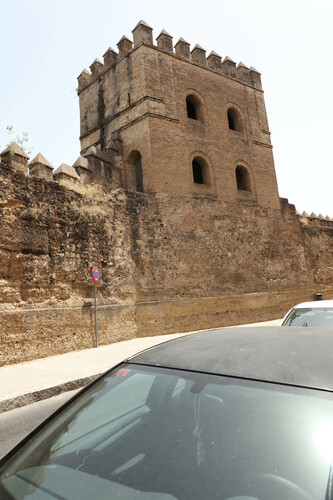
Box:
[292,300,333,309]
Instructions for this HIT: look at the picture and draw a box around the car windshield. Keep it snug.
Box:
[1,364,333,499]
[283,307,333,327]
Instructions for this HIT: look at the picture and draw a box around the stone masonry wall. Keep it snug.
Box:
[78,33,280,210]
[1,163,333,365]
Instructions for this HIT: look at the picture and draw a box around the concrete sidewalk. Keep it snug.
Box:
[0,319,281,413]
[0,333,188,413]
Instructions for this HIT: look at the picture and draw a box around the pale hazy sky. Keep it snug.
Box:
[1,0,332,216]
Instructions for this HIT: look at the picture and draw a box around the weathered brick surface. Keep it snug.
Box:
[78,43,280,209]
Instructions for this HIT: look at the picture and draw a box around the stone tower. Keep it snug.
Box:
[77,20,280,209]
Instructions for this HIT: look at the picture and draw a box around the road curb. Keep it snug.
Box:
[0,374,101,414]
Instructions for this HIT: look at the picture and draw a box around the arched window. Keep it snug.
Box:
[127,150,143,192]
[192,157,208,184]
[186,98,197,120]
[192,159,203,183]
[236,165,251,192]
[227,107,242,132]
[186,94,204,121]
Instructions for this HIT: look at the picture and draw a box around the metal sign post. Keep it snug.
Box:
[92,267,100,348]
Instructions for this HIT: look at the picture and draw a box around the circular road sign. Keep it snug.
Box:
[92,267,100,284]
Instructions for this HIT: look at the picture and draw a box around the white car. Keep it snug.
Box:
[282,299,333,327]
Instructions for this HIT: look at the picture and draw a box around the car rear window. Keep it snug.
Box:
[283,307,333,327]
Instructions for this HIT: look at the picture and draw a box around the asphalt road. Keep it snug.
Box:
[0,390,77,459]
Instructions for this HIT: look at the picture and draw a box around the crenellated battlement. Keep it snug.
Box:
[77,20,262,94]
[75,19,281,208]
[0,138,123,191]
[297,211,333,229]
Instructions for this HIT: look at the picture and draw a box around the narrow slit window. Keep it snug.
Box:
[228,108,242,132]
[236,165,251,192]
[228,113,235,130]
[186,94,204,121]
[192,159,204,184]
[187,99,197,119]
[135,157,143,192]
[127,150,144,193]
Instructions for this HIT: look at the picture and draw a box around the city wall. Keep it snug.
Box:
[1,162,333,365]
